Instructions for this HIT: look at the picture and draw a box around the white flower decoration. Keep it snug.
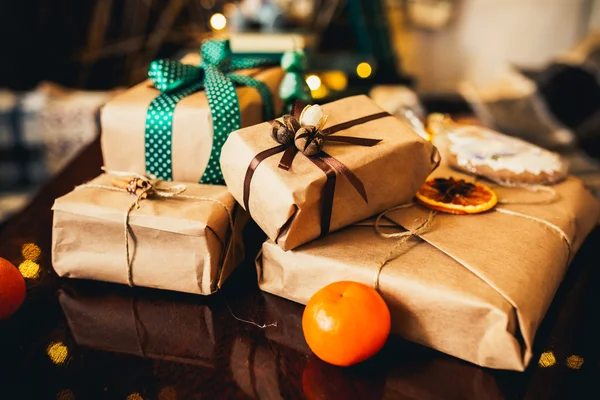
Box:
[299,104,328,131]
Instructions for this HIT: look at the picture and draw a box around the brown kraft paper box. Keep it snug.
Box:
[52,173,247,295]
[101,53,284,183]
[220,95,440,251]
[257,167,600,370]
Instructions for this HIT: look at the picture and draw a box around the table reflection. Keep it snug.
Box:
[59,283,220,367]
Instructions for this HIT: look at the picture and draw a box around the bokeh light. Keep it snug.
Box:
[320,71,348,91]
[47,342,69,365]
[538,351,556,367]
[21,242,41,262]
[566,355,584,369]
[210,13,227,31]
[19,260,40,279]
[305,75,322,91]
[311,85,329,100]
[57,388,75,400]
[356,62,372,79]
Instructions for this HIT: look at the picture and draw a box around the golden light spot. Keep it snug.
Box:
[21,242,41,261]
[311,85,329,100]
[356,62,372,79]
[566,355,584,369]
[47,342,69,365]
[538,351,556,367]
[127,393,144,400]
[57,388,75,400]
[210,13,227,31]
[19,260,40,279]
[305,75,321,91]
[320,71,348,91]
[158,387,177,400]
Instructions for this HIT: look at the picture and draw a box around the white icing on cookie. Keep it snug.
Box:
[448,126,564,175]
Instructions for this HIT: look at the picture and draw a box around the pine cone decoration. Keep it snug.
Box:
[283,114,300,133]
[271,120,294,144]
[295,126,325,156]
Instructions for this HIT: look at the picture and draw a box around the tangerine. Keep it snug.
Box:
[0,257,26,319]
[302,281,391,366]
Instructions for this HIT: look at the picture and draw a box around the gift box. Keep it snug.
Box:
[52,173,246,295]
[58,285,220,366]
[221,95,440,250]
[257,167,600,370]
[101,40,285,184]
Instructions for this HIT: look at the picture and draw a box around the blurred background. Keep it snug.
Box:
[1,0,600,223]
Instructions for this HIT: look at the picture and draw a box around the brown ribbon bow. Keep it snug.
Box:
[243,101,390,237]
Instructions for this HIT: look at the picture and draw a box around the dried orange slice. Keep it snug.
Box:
[415,177,497,215]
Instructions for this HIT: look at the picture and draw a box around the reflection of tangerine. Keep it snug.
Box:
[302,355,386,400]
[302,281,391,366]
[0,257,26,319]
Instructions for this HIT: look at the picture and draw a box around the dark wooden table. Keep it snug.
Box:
[1,138,599,400]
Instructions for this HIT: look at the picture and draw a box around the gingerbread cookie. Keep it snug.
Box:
[444,125,568,185]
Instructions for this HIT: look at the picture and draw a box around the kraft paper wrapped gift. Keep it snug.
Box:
[59,286,220,366]
[101,50,284,183]
[257,167,600,370]
[52,173,246,295]
[221,95,440,251]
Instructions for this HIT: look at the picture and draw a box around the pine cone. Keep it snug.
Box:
[271,120,294,144]
[283,114,300,133]
[295,126,325,156]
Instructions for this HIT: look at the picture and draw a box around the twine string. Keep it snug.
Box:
[76,173,234,287]
[371,200,573,292]
[372,203,436,291]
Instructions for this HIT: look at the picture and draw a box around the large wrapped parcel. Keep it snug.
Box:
[52,174,245,295]
[257,168,600,370]
[101,42,284,184]
[221,95,440,250]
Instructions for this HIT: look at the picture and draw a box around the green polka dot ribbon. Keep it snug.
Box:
[145,39,276,183]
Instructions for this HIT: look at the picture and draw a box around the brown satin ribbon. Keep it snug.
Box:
[242,101,391,238]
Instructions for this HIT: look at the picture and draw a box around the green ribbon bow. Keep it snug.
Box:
[145,39,276,184]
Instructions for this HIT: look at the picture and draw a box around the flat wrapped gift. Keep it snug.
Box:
[221,95,440,250]
[101,46,284,184]
[59,286,219,366]
[52,173,246,295]
[257,167,600,370]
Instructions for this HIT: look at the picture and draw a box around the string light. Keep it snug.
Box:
[320,71,348,91]
[210,13,227,31]
[566,355,584,369]
[47,342,69,365]
[305,75,322,91]
[19,260,40,279]
[21,243,41,262]
[356,62,372,79]
[538,351,556,367]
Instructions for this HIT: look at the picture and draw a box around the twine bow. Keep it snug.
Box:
[371,197,574,292]
[145,39,277,184]
[76,168,234,287]
[243,101,390,238]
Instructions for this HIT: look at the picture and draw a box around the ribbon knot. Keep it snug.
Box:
[201,39,232,70]
[243,101,391,238]
[144,39,278,184]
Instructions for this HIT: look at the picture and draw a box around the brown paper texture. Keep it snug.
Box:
[257,167,600,370]
[101,53,284,183]
[221,95,439,251]
[59,287,218,366]
[52,173,245,295]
